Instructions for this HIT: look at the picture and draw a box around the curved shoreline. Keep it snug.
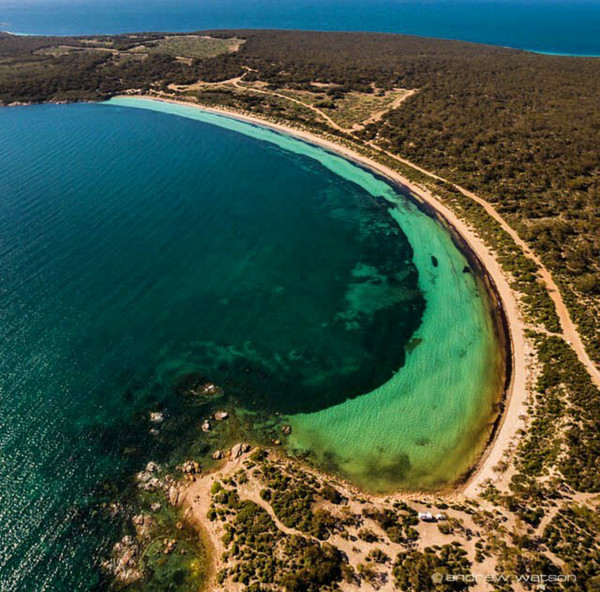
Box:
[407,194,512,490]
[112,94,526,494]
[283,157,510,492]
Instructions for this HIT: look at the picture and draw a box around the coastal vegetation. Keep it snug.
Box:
[132,35,244,60]
[207,460,346,591]
[517,334,600,492]
[123,446,594,592]
[393,544,472,591]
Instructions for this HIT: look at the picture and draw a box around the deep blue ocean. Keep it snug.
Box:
[1,0,600,56]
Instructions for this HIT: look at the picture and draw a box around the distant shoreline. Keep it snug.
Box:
[527,48,600,58]
[2,28,600,58]
[111,94,526,495]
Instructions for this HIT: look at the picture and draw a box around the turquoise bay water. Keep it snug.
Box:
[1,0,600,56]
[0,99,502,589]
[109,98,504,490]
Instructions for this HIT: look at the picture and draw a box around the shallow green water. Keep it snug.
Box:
[0,98,502,589]
[289,202,504,491]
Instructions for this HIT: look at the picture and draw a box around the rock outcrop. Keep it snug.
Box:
[103,535,142,586]
[132,513,156,540]
[230,443,251,460]
[168,485,180,506]
[136,461,162,491]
